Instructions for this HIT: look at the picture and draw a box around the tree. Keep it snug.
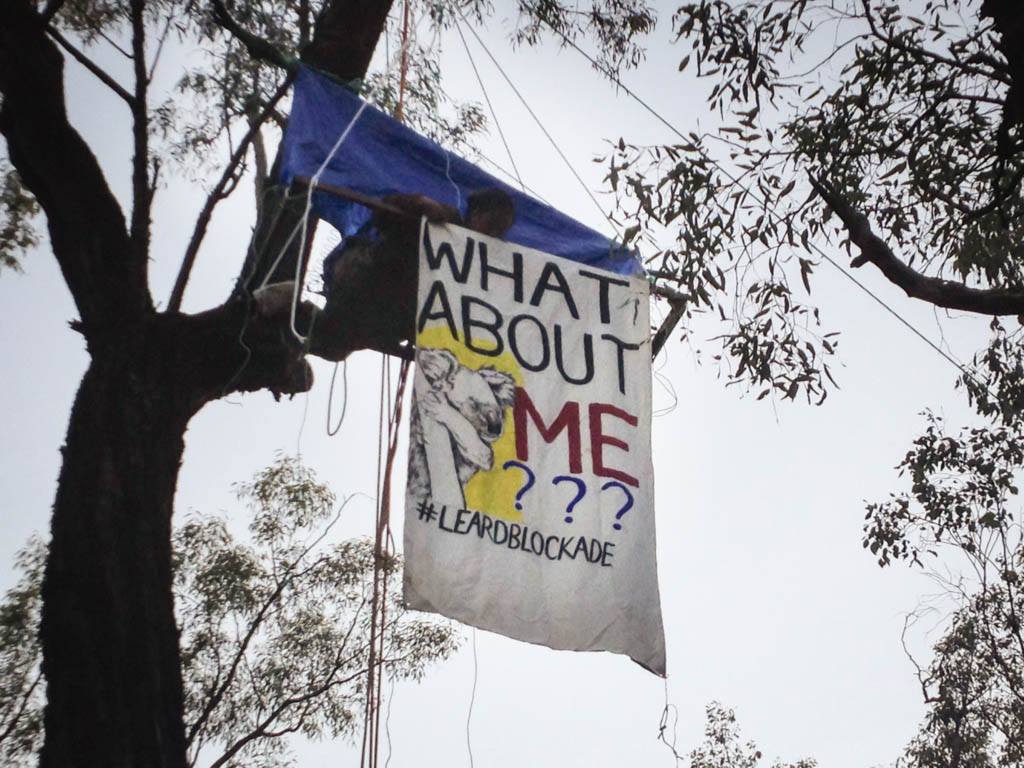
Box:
[0,1,657,765]
[5,0,1021,764]
[0,537,45,768]
[642,3,1024,763]
[660,702,816,768]
[603,0,1024,402]
[0,456,457,768]
[863,410,1024,767]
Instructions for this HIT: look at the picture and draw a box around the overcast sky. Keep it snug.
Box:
[0,2,996,766]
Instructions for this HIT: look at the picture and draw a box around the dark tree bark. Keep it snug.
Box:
[810,175,1024,316]
[0,1,392,766]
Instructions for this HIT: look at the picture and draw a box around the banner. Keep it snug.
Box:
[404,220,666,675]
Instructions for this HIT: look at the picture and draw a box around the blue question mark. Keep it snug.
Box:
[502,460,536,511]
[552,476,587,523]
[601,480,635,531]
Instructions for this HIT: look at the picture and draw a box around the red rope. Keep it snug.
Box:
[363,4,413,762]
[361,357,410,768]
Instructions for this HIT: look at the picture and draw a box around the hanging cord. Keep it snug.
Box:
[455,18,620,238]
[657,678,684,765]
[375,359,410,762]
[454,22,525,191]
[326,359,349,435]
[466,628,478,768]
[544,25,998,398]
[383,671,397,768]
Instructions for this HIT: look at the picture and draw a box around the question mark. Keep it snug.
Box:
[601,480,635,531]
[502,460,536,511]
[552,476,587,523]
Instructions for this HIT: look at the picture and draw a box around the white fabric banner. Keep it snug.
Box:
[404,220,665,675]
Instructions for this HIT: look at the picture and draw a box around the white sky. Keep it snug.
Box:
[0,2,996,766]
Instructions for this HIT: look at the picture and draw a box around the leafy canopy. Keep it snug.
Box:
[0,456,458,768]
[608,0,1016,403]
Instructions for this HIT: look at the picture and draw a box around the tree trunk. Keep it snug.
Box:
[40,334,192,768]
[0,1,394,764]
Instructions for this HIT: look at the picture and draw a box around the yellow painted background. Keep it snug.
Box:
[415,325,525,522]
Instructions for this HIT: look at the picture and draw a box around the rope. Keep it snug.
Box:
[326,359,349,436]
[455,18,620,238]
[455,22,525,191]
[657,678,684,764]
[362,14,414,767]
[285,100,370,344]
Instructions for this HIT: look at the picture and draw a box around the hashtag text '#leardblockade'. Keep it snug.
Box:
[416,499,616,567]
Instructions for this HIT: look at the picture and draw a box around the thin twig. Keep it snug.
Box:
[45,27,135,106]
[129,0,151,263]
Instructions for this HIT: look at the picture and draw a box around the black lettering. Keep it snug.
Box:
[601,333,642,396]
[480,247,523,302]
[508,314,550,372]
[417,281,458,337]
[423,227,474,282]
[462,296,504,356]
[493,519,509,545]
[519,526,532,552]
[601,541,615,567]
[508,523,522,550]
[530,262,579,319]
[438,506,455,532]
[544,535,560,561]
[573,537,590,561]
[558,536,577,560]
[554,327,594,386]
[454,508,471,534]
[579,269,630,324]
[530,530,545,555]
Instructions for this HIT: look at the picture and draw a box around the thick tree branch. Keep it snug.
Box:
[809,174,1024,316]
[168,76,294,312]
[171,301,313,403]
[0,0,150,333]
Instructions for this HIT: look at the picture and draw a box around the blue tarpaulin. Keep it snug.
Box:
[279,66,641,276]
